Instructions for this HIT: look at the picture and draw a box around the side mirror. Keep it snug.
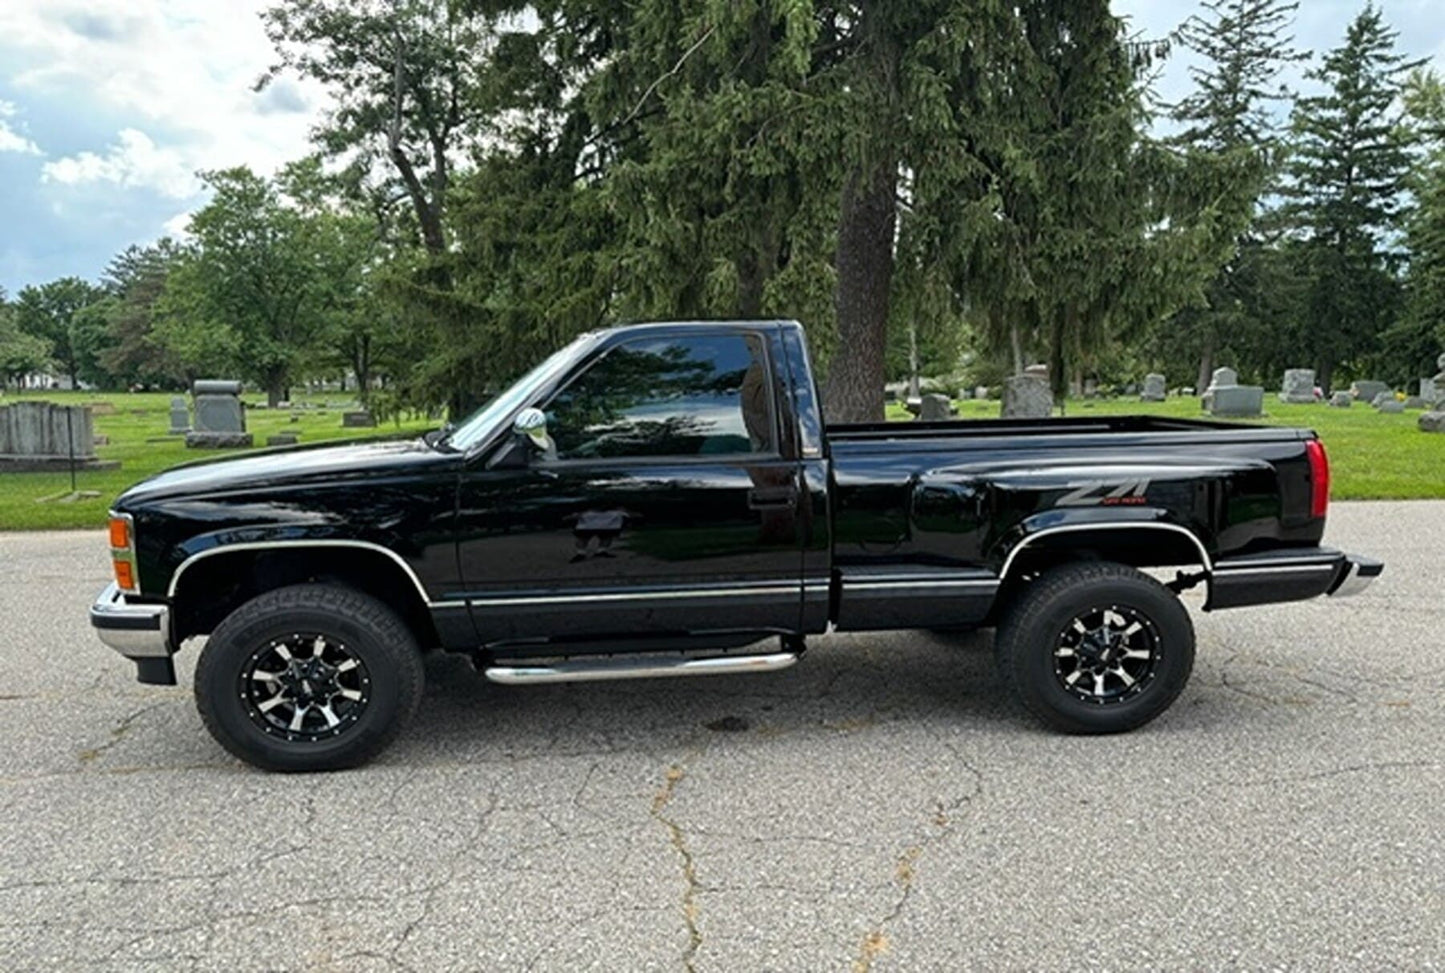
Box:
[512,407,557,461]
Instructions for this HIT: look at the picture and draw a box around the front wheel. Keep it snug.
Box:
[195,584,424,772]
[995,562,1194,734]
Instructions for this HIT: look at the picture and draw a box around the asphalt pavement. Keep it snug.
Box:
[0,502,1441,971]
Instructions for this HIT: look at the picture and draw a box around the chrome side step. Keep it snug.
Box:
[484,651,800,685]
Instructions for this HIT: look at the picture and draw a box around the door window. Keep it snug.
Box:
[546,334,775,460]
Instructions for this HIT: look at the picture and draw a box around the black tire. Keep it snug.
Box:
[994,562,1194,734]
[195,584,424,772]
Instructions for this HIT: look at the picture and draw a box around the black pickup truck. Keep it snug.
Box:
[91,320,1381,771]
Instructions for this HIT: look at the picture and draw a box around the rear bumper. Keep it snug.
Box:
[90,583,176,685]
[1207,549,1381,610]
[1327,554,1383,598]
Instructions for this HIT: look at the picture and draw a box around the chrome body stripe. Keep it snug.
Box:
[167,539,437,605]
[469,584,803,608]
[999,522,1213,579]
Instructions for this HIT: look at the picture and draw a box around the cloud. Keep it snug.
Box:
[255,78,309,116]
[162,210,193,239]
[41,128,198,198]
[0,99,42,155]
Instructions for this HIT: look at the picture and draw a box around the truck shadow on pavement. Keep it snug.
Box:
[381,629,1029,767]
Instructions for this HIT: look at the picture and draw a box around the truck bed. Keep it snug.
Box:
[827,414,1305,444]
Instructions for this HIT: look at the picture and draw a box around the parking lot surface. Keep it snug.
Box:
[1,502,1441,971]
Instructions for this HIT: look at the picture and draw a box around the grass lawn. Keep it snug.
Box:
[1,390,432,531]
[2,387,1440,531]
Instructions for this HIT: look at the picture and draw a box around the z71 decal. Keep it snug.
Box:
[1056,479,1152,507]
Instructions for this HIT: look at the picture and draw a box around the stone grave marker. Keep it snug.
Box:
[266,433,300,447]
[1001,375,1052,419]
[1202,367,1263,418]
[1352,380,1389,403]
[1378,399,1405,414]
[186,380,253,449]
[1371,391,1394,409]
[917,393,953,421]
[0,402,120,471]
[1419,411,1444,433]
[1141,374,1166,402]
[342,410,377,428]
[168,396,189,435]
[1329,391,1352,408]
[1421,377,1438,407]
[1279,369,1316,404]
[1404,396,1427,410]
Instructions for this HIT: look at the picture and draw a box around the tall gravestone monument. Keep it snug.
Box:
[186,380,253,449]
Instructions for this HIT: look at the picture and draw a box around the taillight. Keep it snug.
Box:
[1305,439,1329,519]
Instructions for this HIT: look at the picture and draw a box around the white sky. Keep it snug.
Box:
[2,0,1443,293]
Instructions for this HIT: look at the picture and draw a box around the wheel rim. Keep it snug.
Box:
[239,633,372,742]
[1052,604,1161,705]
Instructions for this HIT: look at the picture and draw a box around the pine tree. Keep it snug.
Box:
[1392,70,1445,382]
[1167,0,1304,390]
[1283,4,1421,392]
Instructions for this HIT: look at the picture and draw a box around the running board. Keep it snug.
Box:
[484,651,800,685]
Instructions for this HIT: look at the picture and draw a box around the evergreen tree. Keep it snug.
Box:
[1390,69,1445,383]
[1283,5,1421,392]
[1166,0,1304,390]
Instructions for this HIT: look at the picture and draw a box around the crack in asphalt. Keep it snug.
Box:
[76,701,171,764]
[651,763,703,972]
[850,730,985,972]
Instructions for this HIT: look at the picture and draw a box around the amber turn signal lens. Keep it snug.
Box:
[108,516,130,550]
[113,559,136,591]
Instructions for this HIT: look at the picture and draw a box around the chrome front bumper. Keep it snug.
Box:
[90,583,176,684]
[1328,554,1384,598]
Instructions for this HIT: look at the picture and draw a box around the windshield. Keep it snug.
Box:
[442,334,598,451]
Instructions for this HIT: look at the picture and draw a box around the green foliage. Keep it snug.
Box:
[156,166,377,405]
[1281,4,1423,391]
[13,277,109,388]
[1392,69,1445,383]
[0,293,52,384]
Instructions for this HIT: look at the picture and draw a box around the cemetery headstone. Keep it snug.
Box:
[342,410,377,428]
[1419,411,1445,433]
[1421,377,1438,407]
[1279,368,1316,404]
[1351,380,1389,402]
[1001,375,1053,419]
[1378,400,1405,414]
[0,402,120,471]
[1371,391,1393,409]
[1404,396,1427,410]
[266,433,300,447]
[168,396,189,435]
[1329,391,1352,408]
[917,393,954,421]
[1140,373,1167,402]
[186,380,253,449]
[1202,367,1263,418]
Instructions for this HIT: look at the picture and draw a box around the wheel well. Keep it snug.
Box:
[1003,527,1208,580]
[169,547,440,648]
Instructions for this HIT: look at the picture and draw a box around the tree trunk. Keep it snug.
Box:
[824,156,897,423]
[1196,336,1215,394]
[353,334,372,409]
[1317,360,1334,397]
[1009,321,1024,377]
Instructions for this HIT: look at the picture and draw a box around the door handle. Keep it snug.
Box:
[748,486,799,510]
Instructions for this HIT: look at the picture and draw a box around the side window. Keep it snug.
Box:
[546,334,775,460]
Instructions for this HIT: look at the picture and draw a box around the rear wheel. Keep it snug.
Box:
[195,584,424,772]
[995,562,1194,734]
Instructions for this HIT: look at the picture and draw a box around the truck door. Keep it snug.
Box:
[454,327,806,644]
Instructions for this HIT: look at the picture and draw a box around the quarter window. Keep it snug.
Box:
[546,334,775,459]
